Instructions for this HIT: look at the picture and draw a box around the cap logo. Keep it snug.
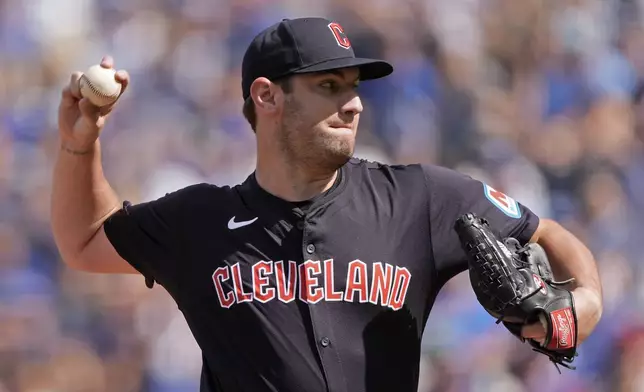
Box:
[328,22,351,49]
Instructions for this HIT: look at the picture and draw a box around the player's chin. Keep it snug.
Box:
[317,139,354,169]
[323,127,356,147]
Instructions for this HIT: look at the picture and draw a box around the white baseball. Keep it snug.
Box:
[79,65,122,107]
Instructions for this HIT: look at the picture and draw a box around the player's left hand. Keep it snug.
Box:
[521,287,602,346]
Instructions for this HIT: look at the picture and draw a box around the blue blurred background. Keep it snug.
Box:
[1,0,644,391]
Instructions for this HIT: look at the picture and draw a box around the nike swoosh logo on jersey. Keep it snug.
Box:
[228,216,258,230]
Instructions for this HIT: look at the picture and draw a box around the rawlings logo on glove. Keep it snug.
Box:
[551,308,575,349]
[453,213,578,371]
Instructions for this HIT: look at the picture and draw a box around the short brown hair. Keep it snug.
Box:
[242,77,293,132]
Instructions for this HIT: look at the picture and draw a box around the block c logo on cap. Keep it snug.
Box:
[328,22,351,49]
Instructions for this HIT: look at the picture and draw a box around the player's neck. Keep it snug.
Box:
[255,155,337,202]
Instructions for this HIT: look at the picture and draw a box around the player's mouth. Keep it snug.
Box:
[328,124,354,133]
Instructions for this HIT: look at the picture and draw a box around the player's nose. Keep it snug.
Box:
[340,94,363,117]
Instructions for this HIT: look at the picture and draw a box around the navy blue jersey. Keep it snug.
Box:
[104,158,539,392]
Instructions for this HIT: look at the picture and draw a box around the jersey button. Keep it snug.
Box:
[306,244,315,254]
[320,337,330,347]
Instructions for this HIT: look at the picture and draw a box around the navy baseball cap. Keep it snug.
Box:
[241,17,394,100]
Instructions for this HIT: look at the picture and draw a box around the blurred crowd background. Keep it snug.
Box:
[1,0,644,391]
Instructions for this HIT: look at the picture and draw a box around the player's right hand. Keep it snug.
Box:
[58,56,129,152]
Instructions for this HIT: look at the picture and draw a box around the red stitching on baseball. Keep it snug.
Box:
[80,74,119,99]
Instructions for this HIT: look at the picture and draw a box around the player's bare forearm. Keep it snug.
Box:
[529,218,603,341]
[529,219,600,294]
[51,138,121,265]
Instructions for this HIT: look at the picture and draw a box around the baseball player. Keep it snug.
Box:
[51,17,603,392]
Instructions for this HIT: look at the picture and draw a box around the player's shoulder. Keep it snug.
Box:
[418,163,474,183]
[164,182,232,196]
[347,157,467,184]
[154,182,236,208]
[347,158,489,200]
[347,157,424,176]
[345,157,429,198]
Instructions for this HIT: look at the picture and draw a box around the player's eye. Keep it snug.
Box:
[320,81,339,91]
[319,80,360,95]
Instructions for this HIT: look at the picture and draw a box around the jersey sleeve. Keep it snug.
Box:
[103,184,208,291]
[422,164,540,287]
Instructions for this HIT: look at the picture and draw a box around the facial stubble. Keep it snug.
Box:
[279,95,355,174]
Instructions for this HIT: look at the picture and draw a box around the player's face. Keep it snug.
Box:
[278,67,363,172]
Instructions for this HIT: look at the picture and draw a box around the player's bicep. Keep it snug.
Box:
[424,165,539,284]
[102,199,183,288]
[73,225,140,275]
[463,182,538,242]
[101,184,216,289]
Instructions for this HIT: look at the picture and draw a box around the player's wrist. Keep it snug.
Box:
[59,138,98,156]
[571,287,603,336]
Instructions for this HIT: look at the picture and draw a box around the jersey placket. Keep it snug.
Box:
[301,215,348,392]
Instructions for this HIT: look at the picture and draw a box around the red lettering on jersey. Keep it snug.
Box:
[344,260,369,303]
[488,189,509,208]
[212,260,412,310]
[212,266,235,308]
[252,261,275,303]
[324,259,343,301]
[231,263,253,303]
[328,22,351,49]
[299,260,324,304]
[275,261,297,303]
[388,266,412,311]
[369,262,394,306]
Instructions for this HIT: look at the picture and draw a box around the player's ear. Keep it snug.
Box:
[250,77,280,115]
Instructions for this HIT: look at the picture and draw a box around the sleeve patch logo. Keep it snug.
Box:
[483,184,521,219]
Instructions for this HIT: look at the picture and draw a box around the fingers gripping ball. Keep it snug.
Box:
[79,65,121,107]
